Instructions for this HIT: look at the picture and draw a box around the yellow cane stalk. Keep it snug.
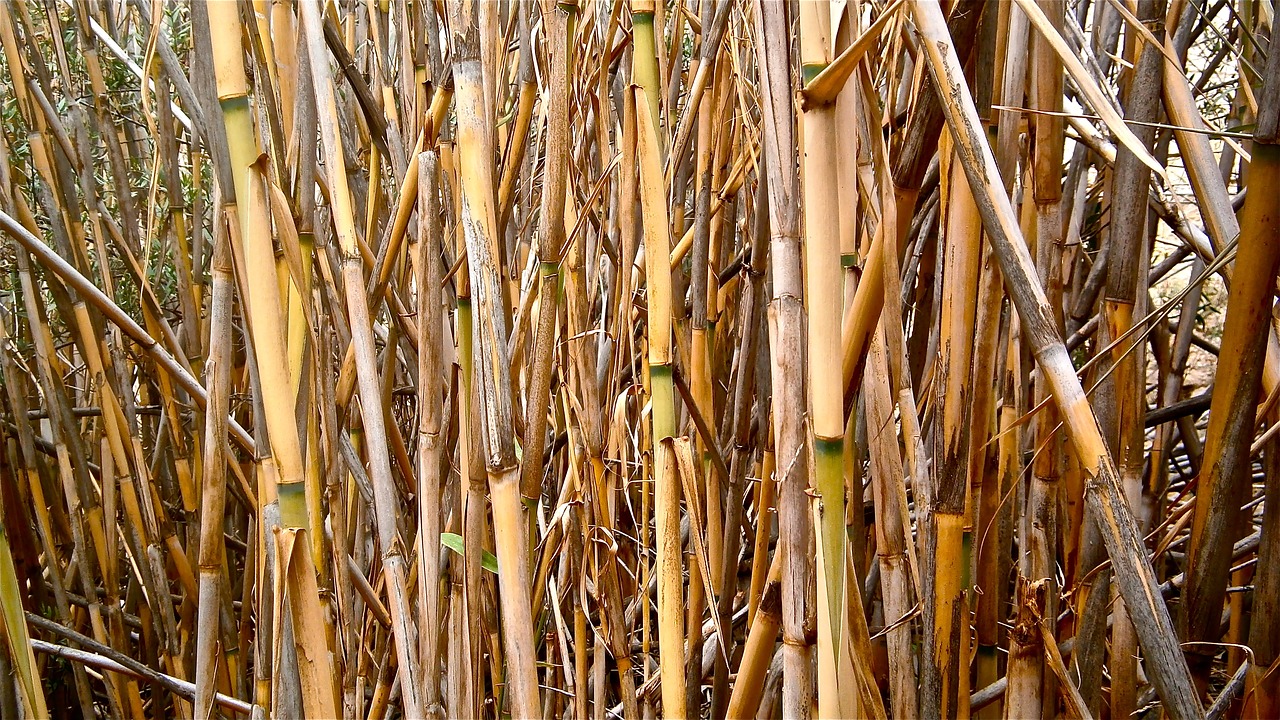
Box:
[636,84,685,718]
[207,4,340,716]
[445,2,542,716]
[799,3,854,717]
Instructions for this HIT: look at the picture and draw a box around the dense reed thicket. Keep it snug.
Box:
[0,0,1277,718]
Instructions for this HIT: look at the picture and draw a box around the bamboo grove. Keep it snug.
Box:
[1,0,1280,717]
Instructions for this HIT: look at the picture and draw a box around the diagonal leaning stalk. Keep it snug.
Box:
[298,0,422,716]
[909,2,1201,717]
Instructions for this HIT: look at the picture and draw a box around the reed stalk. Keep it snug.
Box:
[519,0,575,509]
[0,466,47,718]
[208,3,340,716]
[909,2,1202,716]
[444,4,543,716]
[636,80,685,718]
[192,216,233,720]
[926,134,982,720]
[753,1,814,715]
[798,5,853,716]
[415,149,446,714]
[1182,38,1280,690]
[0,2,1274,717]
[298,0,418,715]
[864,325,919,719]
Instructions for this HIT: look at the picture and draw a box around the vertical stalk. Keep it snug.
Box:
[444,2,541,716]
[864,325,919,720]
[208,3,340,716]
[685,3,719,706]
[1099,1,1163,712]
[193,218,234,720]
[416,149,446,713]
[927,134,981,720]
[0,454,47,719]
[519,0,575,508]
[799,11,847,715]
[636,82,685,719]
[754,0,814,715]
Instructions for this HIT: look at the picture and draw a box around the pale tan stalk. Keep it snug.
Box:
[444,3,541,716]
[864,325,919,720]
[416,150,447,713]
[798,7,852,716]
[753,0,814,714]
[298,0,420,715]
[193,217,235,720]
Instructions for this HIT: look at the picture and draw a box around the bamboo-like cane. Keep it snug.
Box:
[208,4,340,717]
[685,5,720,705]
[754,0,815,715]
[1161,33,1280,400]
[635,81,685,718]
[925,133,982,720]
[297,0,421,716]
[969,165,1009,720]
[1011,0,1069,711]
[908,2,1202,717]
[725,556,782,720]
[1099,1,1163,712]
[712,192,764,719]
[519,0,575,509]
[1063,2,1123,706]
[632,0,663,147]
[444,3,542,717]
[865,324,920,720]
[798,8,852,717]
[416,150,447,714]
[0,466,48,718]
[1183,39,1280,687]
[192,215,234,720]
[6,2,1278,716]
